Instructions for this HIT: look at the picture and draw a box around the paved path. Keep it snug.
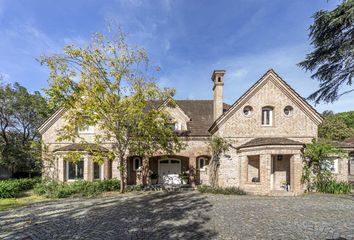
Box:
[1,192,354,239]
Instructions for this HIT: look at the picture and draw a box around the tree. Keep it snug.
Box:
[40,31,183,193]
[0,81,50,175]
[302,139,343,191]
[298,0,354,103]
[208,136,229,187]
[337,111,354,129]
[319,111,354,141]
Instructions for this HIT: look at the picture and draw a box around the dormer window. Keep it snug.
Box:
[175,122,182,131]
[261,107,273,126]
[78,125,95,134]
[167,121,182,131]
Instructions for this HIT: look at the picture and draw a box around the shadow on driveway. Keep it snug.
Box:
[0,191,216,239]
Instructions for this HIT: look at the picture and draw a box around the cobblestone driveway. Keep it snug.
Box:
[1,192,354,239]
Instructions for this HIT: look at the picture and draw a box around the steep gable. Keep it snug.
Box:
[209,69,323,135]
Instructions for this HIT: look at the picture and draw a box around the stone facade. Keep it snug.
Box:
[39,69,351,195]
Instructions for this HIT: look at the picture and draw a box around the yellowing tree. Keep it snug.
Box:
[40,31,183,192]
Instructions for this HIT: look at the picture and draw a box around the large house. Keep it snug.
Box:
[39,69,353,195]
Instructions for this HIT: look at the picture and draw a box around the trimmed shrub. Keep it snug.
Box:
[197,185,246,195]
[0,178,41,198]
[126,185,143,192]
[315,179,352,194]
[33,179,120,198]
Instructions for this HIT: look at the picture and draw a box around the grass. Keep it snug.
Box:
[0,191,48,211]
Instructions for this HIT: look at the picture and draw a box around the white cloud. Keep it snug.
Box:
[158,43,353,113]
[0,72,10,82]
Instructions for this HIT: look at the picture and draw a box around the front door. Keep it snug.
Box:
[158,159,181,185]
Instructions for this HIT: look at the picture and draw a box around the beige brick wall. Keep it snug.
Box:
[218,79,318,141]
[334,158,349,182]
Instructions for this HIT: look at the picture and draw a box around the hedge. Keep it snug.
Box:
[0,178,41,198]
[33,179,121,198]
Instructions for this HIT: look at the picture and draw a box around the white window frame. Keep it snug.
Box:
[175,122,182,131]
[330,158,339,174]
[198,157,206,171]
[133,157,142,171]
[321,157,339,174]
[262,107,273,126]
[78,125,95,134]
[66,160,84,181]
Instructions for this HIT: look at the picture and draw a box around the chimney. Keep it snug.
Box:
[211,70,225,121]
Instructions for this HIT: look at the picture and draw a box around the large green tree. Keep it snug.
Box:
[40,31,183,192]
[0,80,50,175]
[299,0,354,103]
[319,111,354,141]
[337,111,354,129]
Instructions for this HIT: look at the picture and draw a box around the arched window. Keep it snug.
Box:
[262,107,273,126]
[197,157,209,171]
[133,157,142,171]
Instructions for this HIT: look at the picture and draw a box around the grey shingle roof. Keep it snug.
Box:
[53,143,109,152]
[237,137,304,149]
[149,100,230,136]
[333,137,354,148]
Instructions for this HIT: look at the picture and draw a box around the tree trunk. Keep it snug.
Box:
[119,157,125,193]
[208,155,220,188]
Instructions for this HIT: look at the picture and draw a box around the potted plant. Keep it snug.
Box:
[281,180,290,191]
[150,172,158,185]
[179,172,189,185]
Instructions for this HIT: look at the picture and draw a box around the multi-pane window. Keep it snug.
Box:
[94,163,101,179]
[262,107,273,126]
[67,160,84,180]
[198,157,206,171]
[133,157,142,171]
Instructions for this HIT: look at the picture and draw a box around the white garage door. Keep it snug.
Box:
[158,159,181,185]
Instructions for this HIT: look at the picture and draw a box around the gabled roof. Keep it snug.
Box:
[150,100,230,136]
[209,69,323,133]
[237,137,304,150]
[38,107,65,134]
[158,99,191,122]
[38,100,230,137]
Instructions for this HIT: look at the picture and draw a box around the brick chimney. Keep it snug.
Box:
[211,70,225,121]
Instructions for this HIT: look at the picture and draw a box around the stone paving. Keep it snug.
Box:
[1,192,354,239]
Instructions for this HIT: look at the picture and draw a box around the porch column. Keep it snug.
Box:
[290,154,302,194]
[189,156,197,187]
[260,154,272,194]
[84,155,93,181]
[58,156,66,182]
[240,155,248,184]
[103,159,111,179]
[111,159,120,179]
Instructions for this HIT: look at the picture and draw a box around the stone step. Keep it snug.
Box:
[269,190,296,197]
[142,184,195,192]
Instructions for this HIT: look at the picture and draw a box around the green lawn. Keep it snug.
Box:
[0,191,48,211]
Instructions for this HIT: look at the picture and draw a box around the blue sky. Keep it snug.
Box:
[0,0,352,113]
